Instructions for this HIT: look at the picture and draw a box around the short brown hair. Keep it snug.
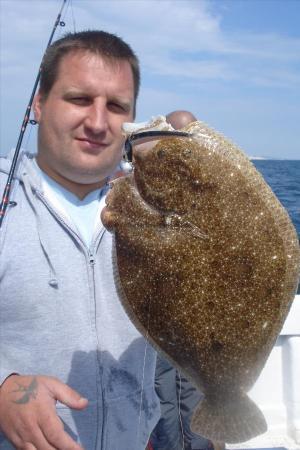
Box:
[40,30,140,105]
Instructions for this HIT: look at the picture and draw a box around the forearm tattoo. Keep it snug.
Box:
[12,377,38,404]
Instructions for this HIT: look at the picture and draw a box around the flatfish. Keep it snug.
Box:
[101,118,300,443]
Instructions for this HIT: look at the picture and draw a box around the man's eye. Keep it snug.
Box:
[69,97,90,105]
[108,102,127,113]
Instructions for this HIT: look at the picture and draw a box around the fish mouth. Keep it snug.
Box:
[101,176,134,230]
[101,180,120,230]
[101,202,116,231]
[101,205,114,231]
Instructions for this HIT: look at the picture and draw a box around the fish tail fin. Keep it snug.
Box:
[191,393,267,444]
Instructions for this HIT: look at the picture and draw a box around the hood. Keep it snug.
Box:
[0,149,42,190]
[0,150,59,286]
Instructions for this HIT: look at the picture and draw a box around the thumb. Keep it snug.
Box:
[48,377,88,410]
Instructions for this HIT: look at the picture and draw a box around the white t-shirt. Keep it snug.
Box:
[33,159,107,247]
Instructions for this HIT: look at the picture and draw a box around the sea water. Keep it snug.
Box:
[253,160,300,295]
[253,160,299,237]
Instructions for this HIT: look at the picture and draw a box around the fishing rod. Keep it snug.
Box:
[0,0,67,229]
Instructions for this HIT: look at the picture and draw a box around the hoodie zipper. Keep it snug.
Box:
[87,232,107,450]
[36,190,106,448]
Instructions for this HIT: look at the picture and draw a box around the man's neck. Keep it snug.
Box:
[35,157,107,200]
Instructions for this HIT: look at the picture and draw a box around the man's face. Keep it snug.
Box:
[34,50,135,198]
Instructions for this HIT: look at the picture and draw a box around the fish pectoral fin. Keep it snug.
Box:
[183,220,208,240]
[164,213,208,240]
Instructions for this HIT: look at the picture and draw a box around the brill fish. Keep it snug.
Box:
[101,118,300,444]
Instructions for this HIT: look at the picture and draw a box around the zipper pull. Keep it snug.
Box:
[89,251,95,265]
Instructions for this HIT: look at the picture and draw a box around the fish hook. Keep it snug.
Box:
[124,130,192,163]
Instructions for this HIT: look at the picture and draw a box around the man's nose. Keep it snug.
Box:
[84,103,108,134]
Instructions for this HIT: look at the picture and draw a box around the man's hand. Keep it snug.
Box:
[0,374,88,449]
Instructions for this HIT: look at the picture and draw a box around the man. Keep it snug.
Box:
[0,30,160,450]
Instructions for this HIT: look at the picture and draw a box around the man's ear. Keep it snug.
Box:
[33,92,43,123]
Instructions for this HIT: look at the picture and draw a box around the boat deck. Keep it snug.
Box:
[229,295,300,450]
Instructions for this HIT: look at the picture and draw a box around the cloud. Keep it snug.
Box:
[1,0,299,88]
[1,0,299,159]
[76,0,300,89]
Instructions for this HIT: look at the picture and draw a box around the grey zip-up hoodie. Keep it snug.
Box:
[0,152,160,449]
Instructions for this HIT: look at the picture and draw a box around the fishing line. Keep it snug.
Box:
[23,123,34,153]
[135,297,152,450]
[125,131,193,449]
[177,372,185,450]
[20,0,73,155]
[60,0,72,35]
[70,0,77,32]
[136,335,150,449]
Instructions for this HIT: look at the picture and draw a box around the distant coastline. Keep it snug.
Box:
[249,156,300,161]
[249,156,267,160]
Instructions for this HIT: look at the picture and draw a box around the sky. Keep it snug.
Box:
[0,0,299,159]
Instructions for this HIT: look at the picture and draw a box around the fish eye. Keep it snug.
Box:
[157,149,166,159]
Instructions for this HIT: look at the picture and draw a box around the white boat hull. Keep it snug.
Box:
[229,295,300,450]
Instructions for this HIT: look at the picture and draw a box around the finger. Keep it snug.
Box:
[12,417,57,450]
[22,441,54,450]
[22,444,37,450]
[15,428,57,450]
[42,415,84,450]
[47,378,88,410]
[16,434,57,450]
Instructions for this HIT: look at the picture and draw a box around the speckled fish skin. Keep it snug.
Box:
[102,120,300,444]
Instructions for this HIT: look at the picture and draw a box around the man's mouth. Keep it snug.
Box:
[76,137,108,150]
